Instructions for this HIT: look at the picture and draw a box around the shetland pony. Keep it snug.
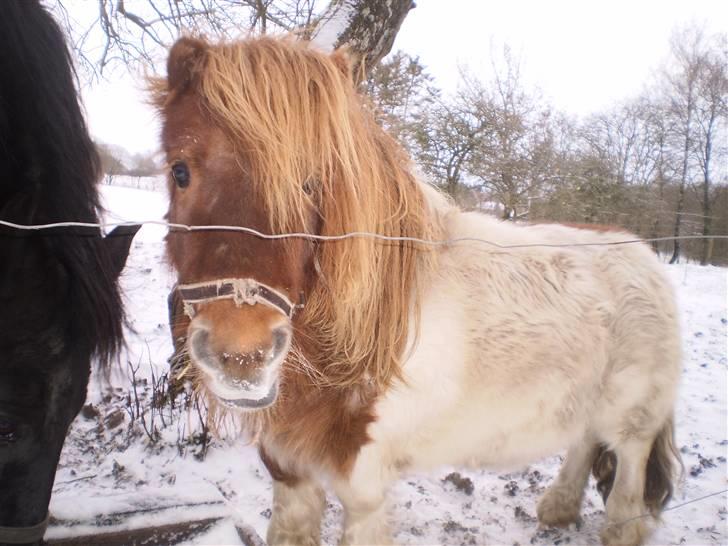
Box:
[0,2,137,543]
[156,37,681,546]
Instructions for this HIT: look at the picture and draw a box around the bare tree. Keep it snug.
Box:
[661,26,708,264]
[412,96,489,201]
[56,0,413,78]
[580,98,662,187]
[308,0,415,77]
[55,1,321,75]
[363,51,437,149]
[692,34,728,264]
[640,96,677,252]
[464,49,555,219]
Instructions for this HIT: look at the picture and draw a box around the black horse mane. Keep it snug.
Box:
[0,0,124,365]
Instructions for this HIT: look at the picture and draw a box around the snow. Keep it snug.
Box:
[47,180,727,545]
[311,1,357,52]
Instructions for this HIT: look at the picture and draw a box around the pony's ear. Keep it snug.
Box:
[331,46,355,83]
[167,37,208,92]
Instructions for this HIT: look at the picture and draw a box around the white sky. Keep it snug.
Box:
[80,0,728,155]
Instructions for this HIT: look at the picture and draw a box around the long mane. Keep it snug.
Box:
[157,37,445,388]
[0,0,124,364]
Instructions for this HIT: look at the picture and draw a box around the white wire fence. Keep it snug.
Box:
[1,218,728,251]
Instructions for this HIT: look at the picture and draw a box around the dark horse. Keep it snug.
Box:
[0,2,138,543]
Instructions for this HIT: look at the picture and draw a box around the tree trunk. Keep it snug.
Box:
[446,176,459,200]
[309,0,415,78]
[704,237,715,265]
[700,118,714,265]
[669,97,694,265]
[669,182,685,264]
[701,180,713,265]
[650,170,665,255]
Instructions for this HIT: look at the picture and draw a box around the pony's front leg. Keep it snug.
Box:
[538,438,597,527]
[334,444,394,545]
[337,486,390,546]
[267,478,326,546]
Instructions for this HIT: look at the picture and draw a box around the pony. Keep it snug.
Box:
[0,2,138,543]
[155,36,682,546]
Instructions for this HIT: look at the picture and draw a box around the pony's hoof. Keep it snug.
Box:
[537,486,582,527]
[267,529,321,546]
[600,518,650,546]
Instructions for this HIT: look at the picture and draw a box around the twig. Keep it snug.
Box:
[53,474,98,487]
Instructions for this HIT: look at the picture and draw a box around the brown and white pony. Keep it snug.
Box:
[154,37,681,546]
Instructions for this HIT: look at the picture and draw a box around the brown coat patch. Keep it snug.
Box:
[169,291,378,479]
[254,327,379,478]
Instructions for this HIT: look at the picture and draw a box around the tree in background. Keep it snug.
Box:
[96,141,128,178]
[363,51,437,150]
[662,26,704,263]
[463,48,556,219]
[96,141,160,180]
[529,24,726,264]
[691,33,728,264]
[410,95,488,202]
[56,4,727,264]
[57,0,414,78]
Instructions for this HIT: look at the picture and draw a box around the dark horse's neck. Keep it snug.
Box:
[0,1,99,224]
[0,0,123,363]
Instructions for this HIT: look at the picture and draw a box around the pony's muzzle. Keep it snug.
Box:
[188,322,290,409]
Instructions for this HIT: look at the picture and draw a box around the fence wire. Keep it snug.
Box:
[1,218,727,250]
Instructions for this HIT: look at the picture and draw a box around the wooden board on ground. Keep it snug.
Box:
[46,517,222,545]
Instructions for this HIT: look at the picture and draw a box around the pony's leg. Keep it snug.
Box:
[267,478,326,546]
[538,439,597,527]
[599,439,653,546]
[334,444,394,545]
[336,486,390,546]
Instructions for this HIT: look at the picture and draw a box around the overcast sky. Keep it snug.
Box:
[81,0,728,155]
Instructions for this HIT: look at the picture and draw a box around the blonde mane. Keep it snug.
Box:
[157,37,444,389]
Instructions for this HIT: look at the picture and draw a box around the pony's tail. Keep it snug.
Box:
[592,416,682,516]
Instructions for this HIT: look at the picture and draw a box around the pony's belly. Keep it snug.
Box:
[365,272,601,474]
[403,391,588,470]
[368,348,595,474]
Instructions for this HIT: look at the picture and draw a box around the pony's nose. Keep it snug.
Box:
[188,323,291,379]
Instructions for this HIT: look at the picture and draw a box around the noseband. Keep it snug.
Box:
[176,278,302,319]
[0,513,49,544]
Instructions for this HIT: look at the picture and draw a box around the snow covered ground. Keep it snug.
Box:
[46,181,727,545]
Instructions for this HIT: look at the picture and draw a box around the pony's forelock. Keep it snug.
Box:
[175,36,444,388]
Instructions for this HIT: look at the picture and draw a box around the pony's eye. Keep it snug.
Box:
[0,419,18,444]
[171,162,190,188]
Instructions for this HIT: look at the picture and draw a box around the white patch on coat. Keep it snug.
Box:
[277,183,681,544]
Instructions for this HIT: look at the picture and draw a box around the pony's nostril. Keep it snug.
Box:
[271,326,291,355]
[189,327,221,369]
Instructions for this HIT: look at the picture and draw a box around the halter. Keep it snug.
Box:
[176,278,302,319]
[0,513,49,544]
